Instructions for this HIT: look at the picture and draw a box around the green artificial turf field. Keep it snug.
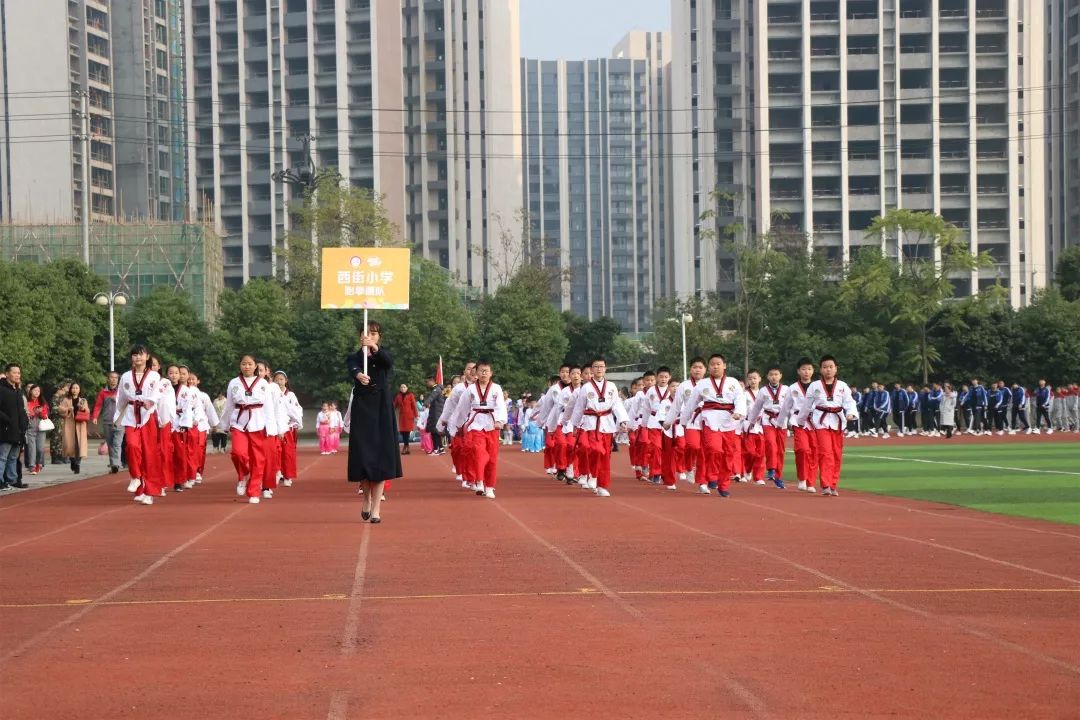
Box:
[836,442,1080,525]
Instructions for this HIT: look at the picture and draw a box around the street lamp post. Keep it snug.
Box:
[94,291,127,371]
[667,313,694,379]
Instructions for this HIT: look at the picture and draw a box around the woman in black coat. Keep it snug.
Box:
[346,321,402,523]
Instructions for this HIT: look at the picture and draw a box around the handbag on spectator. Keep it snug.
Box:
[75,409,91,423]
[38,418,55,432]
[98,442,108,456]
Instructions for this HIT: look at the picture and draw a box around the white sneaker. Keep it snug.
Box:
[698,484,711,495]
[182,480,196,489]
[248,496,260,504]
[880,433,889,439]
[807,486,817,494]
[1007,430,1016,436]
[159,489,167,497]
[754,479,766,486]
[236,480,246,497]
[261,489,273,499]
[997,431,1005,436]
[578,477,589,487]
[1025,429,1033,435]
[136,495,153,505]
[461,480,471,489]
[473,481,484,494]
[666,485,677,492]
[282,478,293,487]
[678,472,687,482]
[595,487,610,497]
[822,487,834,496]
[832,488,840,496]
[587,477,598,490]
[127,478,141,493]
[797,481,808,492]
[133,493,146,502]
[455,474,463,483]
[484,487,496,499]
[195,473,203,484]
[546,467,556,475]
[1047,429,1054,435]
[450,465,457,474]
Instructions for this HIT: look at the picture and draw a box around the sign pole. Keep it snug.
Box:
[363,308,369,375]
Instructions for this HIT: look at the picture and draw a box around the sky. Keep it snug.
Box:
[519,0,671,60]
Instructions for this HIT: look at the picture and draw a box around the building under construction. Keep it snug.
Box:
[0,222,223,320]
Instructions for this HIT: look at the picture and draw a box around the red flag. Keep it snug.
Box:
[435,356,444,386]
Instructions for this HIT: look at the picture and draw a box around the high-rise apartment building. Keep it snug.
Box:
[0,0,119,223]
[112,0,188,221]
[402,0,522,293]
[1048,0,1080,268]
[188,0,520,291]
[521,32,669,332]
[673,0,1047,307]
[0,0,187,224]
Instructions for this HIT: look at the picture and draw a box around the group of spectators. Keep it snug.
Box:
[851,379,1079,438]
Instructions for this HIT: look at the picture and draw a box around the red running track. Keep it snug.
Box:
[0,444,1078,719]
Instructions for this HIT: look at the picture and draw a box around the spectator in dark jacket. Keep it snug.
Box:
[0,364,29,489]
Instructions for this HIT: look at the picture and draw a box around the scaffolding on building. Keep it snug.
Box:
[0,222,223,321]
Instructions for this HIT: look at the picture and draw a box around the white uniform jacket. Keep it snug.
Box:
[282,390,304,430]
[666,378,703,432]
[742,389,764,435]
[438,382,468,432]
[114,369,161,428]
[780,381,814,429]
[449,381,508,433]
[747,383,789,430]
[219,375,277,434]
[798,379,858,432]
[679,375,747,432]
[569,379,630,434]
[155,377,177,428]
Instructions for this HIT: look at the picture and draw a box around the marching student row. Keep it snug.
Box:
[115,346,303,506]
[432,354,858,498]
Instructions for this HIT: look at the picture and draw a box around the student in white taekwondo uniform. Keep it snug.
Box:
[187,372,219,485]
[746,366,789,489]
[779,357,819,493]
[258,361,289,499]
[168,365,198,491]
[437,363,476,486]
[623,378,645,479]
[643,367,678,489]
[448,361,508,498]
[553,365,584,484]
[740,369,767,486]
[539,365,571,474]
[679,354,746,497]
[664,357,707,486]
[115,345,161,504]
[568,357,630,496]
[796,355,858,496]
[218,354,278,503]
[273,371,303,487]
[152,359,179,495]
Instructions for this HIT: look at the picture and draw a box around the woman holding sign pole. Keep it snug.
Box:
[346,321,402,523]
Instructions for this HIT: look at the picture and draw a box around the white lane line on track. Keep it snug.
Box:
[735,498,1080,586]
[497,456,771,719]
[849,453,1080,477]
[339,526,372,656]
[614,499,1080,677]
[843,494,1080,541]
[0,506,246,665]
[0,507,124,553]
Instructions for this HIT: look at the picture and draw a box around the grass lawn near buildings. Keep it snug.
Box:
[835,442,1080,526]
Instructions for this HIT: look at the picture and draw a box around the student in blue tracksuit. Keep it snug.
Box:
[874,383,892,436]
[848,387,863,436]
[892,383,908,433]
[905,385,919,435]
[971,378,990,434]
[1010,382,1031,433]
[927,383,943,435]
[1034,379,1053,433]
[859,387,873,435]
[918,385,932,434]
[958,384,972,433]
[992,381,1010,433]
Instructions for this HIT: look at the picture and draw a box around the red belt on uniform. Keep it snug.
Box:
[236,403,264,431]
[465,407,495,430]
[816,406,843,413]
[764,409,779,417]
[584,408,612,434]
[131,400,146,425]
[702,402,735,412]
